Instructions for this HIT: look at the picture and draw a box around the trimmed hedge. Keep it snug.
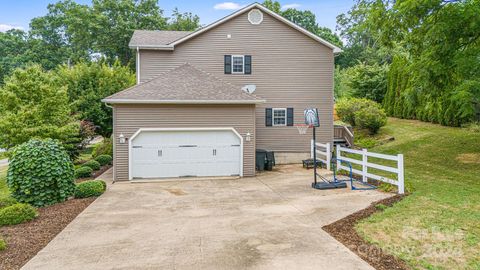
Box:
[355,106,387,134]
[75,166,93,179]
[0,203,38,226]
[82,160,101,171]
[0,197,18,209]
[95,155,112,166]
[0,237,5,251]
[7,139,76,207]
[74,180,106,198]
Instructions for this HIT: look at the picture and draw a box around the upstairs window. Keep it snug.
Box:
[232,55,244,74]
[224,55,252,74]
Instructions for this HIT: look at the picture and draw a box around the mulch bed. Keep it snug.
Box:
[0,197,96,270]
[323,194,410,270]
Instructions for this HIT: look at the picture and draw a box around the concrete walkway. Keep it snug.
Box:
[0,158,8,169]
[22,165,390,270]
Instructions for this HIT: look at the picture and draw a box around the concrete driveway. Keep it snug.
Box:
[23,165,390,270]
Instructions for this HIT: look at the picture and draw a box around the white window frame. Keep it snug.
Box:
[231,55,245,74]
[272,108,287,126]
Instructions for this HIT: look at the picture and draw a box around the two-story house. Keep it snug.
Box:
[102,3,341,181]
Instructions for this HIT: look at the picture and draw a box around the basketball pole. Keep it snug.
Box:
[313,126,317,186]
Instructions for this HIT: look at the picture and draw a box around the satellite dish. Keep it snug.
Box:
[242,84,256,94]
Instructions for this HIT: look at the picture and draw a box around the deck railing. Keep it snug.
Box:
[334,125,354,147]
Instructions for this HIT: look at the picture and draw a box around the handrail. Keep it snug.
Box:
[334,125,354,147]
[343,125,354,138]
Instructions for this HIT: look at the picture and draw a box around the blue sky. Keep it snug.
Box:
[0,0,354,33]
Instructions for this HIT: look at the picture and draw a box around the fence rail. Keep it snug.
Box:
[310,141,331,171]
[336,146,404,194]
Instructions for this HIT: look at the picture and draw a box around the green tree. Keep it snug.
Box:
[56,61,135,137]
[345,62,388,103]
[0,65,81,156]
[29,0,201,68]
[262,1,343,47]
[335,0,391,68]
[168,8,201,31]
[371,0,480,125]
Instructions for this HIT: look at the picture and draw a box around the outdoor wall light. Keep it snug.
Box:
[119,134,126,144]
[246,132,251,142]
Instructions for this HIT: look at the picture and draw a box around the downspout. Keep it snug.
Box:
[105,103,116,184]
[136,46,140,84]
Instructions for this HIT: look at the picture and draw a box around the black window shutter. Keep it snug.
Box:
[265,108,272,126]
[244,55,252,74]
[287,108,294,126]
[224,55,232,74]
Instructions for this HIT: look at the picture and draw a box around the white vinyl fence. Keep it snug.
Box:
[336,146,404,194]
[310,140,331,170]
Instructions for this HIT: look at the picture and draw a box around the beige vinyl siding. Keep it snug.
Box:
[113,104,256,181]
[138,10,334,152]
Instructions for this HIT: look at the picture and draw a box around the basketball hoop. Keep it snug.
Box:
[295,124,311,135]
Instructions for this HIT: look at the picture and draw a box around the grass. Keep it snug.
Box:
[0,167,9,202]
[355,118,480,270]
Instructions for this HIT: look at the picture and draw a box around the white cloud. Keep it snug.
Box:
[281,3,301,10]
[214,2,243,10]
[0,24,24,32]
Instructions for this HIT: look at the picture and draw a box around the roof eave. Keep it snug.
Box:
[128,44,174,50]
[102,99,266,105]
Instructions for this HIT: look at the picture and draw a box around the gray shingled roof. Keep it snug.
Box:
[129,30,192,47]
[103,64,264,104]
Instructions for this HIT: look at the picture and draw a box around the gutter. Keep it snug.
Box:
[101,99,266,105]
[128,44,174,51]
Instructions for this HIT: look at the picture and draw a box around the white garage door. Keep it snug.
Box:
[130,129,242,179]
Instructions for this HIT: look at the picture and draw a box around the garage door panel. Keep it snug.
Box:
[131,130,241,179]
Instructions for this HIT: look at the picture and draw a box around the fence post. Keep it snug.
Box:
[310,139,314,159]
[362,148,368,182]
[398,154,405,194]
[326,143,331,171]
[336,146,341,172]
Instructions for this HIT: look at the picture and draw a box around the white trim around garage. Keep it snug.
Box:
[127,127,244,180]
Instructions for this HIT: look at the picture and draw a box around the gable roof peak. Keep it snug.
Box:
[129,2,341,53]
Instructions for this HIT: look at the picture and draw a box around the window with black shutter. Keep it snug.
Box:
[265,108,272,126]
[266,108,294,127]
[244,55,252,74]
[224,55,251,75]
[224,55,232,74]
[287,108,294,126]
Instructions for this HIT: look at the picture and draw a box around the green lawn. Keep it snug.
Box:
[355,118,480,270]
[0,167,9,201]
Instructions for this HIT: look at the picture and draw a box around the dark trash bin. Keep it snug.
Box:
[256,149,267,171]
[265,151,275,168]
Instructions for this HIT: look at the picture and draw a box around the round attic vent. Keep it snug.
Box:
[248,9,263,25]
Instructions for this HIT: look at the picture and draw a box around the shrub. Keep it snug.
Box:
[75,166,93,179]
[95,155,112,166]
[92,138,113,158]
[355,106,388,134]
[7,139,76,207]
[74,180,106,198]
[0,197,18,209]
[0,237,5,251]
[336,98,382,127]
[0,203,38,226]
[82,160,101,171]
